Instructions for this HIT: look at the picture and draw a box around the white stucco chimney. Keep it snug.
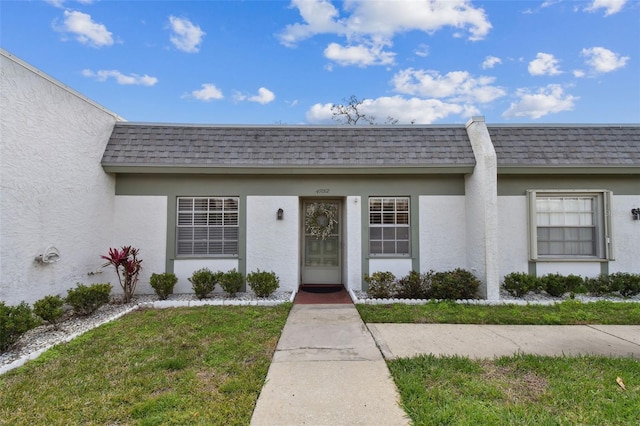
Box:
[464,116,500,300]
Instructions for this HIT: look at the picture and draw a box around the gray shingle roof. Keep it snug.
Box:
[488,125,640,167]
[102,123,476,170]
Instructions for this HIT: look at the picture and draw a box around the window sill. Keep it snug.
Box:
[531,257,608,263]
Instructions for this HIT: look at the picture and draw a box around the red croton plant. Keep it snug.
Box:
[101,246,142,303]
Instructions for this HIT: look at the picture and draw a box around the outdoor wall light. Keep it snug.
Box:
[277,208,284,220]
[35,245,60,263]
[632,208,640,221]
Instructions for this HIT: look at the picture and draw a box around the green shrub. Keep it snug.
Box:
[564,274,586,293]
[149,272,178,300]
[220,269,244,296]
[364,271,396,299]
[429,268,480,300]
[246,269,280,297]
[66,283,112,316]
[541,273,568,297]
[610,272,640,297]
[33,295,65,328]
[395,270,428,299]
[189,268,220,299]
[1,301,40,352]
[502,272,538,297]
[584,274,617,296]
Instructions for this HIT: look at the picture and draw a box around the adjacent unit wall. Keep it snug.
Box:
[497,196,530,278]
[0,50,120,305]
[610,195,640,274]
[464,117,500,300]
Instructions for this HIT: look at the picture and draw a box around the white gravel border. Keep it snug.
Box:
[349,289,640,305]
[4,289,638,375]
[1,291,294,375]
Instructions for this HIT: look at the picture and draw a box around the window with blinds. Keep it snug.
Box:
[176,197,239,256]
[369,197,410,256]
[527,191,612,260]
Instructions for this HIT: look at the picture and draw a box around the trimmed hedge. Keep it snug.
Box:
[502,272,640,298]
[364,269,480,300]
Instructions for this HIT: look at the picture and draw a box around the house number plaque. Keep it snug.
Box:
[315,188,330,194]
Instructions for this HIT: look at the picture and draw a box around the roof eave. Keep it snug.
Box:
[101,163,475,175]
[498,165,640,175]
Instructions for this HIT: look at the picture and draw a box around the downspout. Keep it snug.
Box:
[464,117,500,300]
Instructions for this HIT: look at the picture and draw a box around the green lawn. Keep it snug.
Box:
[0,304,291,426]
[389,354,640,425]
[357,300,640,325]
[360,300,640,424]
[2,300,639,425]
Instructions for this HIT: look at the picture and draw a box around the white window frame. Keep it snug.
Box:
[527,190,613,261]
[368,196,411,257]
[176,197,239,257]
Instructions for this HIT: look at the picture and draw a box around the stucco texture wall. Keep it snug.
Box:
[419,195,467,273]
[609,195,640,274]
[0,53,119,305]
[246,196,299,292]
[114,196,167,295]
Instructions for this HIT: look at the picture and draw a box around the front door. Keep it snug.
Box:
[301,200,342,285]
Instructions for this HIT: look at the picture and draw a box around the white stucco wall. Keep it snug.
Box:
[246,196,300,292]
[497,196,530,278]
[536,262,602,277]
[609,195,640,274]
[369,259,413,280]
[419,195,467,272]
[465,117,500,300]
[114,196,168,295]
[345,196,362,291]
[173,259,239,294]
[0,50,120,305]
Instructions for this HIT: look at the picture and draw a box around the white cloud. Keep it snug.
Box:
[82,69,158,86]
[581,46,629,73]
[573,69,586,78]
[58,10,113,47]
[392,68,506,104]
[188,83,224,101]
[414,44,429,58]
[584,0,627,16]
[324,41,395,66]
[234,87,276,104]
[481,56,502,69]
[279,0,491,66]
[503,84,578,119]
[168,16,205,53]
[528,52,562,76]
[306,96,476,124]
[45,0,66,7]
[279,0,344,47]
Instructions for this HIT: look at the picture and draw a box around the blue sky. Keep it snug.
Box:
[2,0,638,125]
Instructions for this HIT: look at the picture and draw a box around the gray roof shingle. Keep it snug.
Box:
[102,123,476,170]
[102,123,640,173]
[488,125,640,167]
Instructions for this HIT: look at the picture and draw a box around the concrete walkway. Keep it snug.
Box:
[369,323,640,359]
[251,304,409,425]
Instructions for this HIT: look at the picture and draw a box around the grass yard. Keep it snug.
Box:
[0,304,291,426]
[389,353,640,425]
[363,300,640,424]
[357,300,640,325]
